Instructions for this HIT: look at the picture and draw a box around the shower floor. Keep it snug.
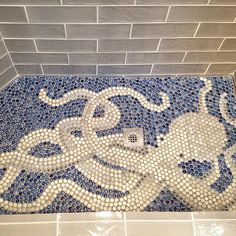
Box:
[0,76,236,214]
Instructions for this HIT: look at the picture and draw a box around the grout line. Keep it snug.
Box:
[181,52,187,63]
[40,64,44,74]
[191,213,197,236]
[164,6,171,22]
[60,0,63,5]
[150,64,154,74]
[0,52,8,61]
[124,213,128,236]
[67,53,70,64]
[96,6,99,23]
[64,24,68,38]
[156,39,161,51]
[96,64,98,75]
[0,65,13,76]
[0,221,56,225]
[56,214,59,236]
[207,0,211,4]
[96,40,99,52]
[129,24,133,39]
[0,74,18,91]
[217,38,226,51]
[125,52,128,64]
[134,0,137,5]
[24,6,29,23]
[1,37,18,77]
[33,39,38,52]
[204,63,211,74]
[193,23,201,37]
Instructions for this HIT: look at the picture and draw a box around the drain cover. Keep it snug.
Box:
[123,128,144,147]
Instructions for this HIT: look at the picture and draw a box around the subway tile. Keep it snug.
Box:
[194,220,236,236]
[0,66,17,88]
[99,6,168,23]
[220,39,236,51]
[194,211,236,220]
[167,6,236,22]
[63,0,134,4]
[67,24,130,39]
[0,0,60,4]
[159,38,223,51]
[98,65,151,75]
[209,0,236,4]
[59,222,125,236]
[0,54,12,74]
[127,52,184,63]
[11,53,68,64]
[42,65,96,74]
[99,39,159,52]
[196,23,236,37]
[152,64,208,74]
[36,40,97,52]
[27,7,96,23]
[4,39,36,52]
[0,40,7,58]
[0,213,56,223]
[59,212,124,222]
[0,24,65,39]
[15,65,43,75]
[69,53,125,64]
[0,7,27,22]
[184,52,236,62]
[126,212,192,221]
[132,23,198,38]
[136,0,208,4]
[127,221,193,236]
[0,223,56,236]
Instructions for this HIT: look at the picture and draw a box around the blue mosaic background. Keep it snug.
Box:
[0,76,236,214]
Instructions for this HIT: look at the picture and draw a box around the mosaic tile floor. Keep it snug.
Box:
[0,76,236,214]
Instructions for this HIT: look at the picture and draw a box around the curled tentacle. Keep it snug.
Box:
[199,77,213,113]
[219,93,236,127]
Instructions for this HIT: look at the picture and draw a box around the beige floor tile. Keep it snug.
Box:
[194,220,236,236]
[193,211,236,220]
[126,221,193,236]
[126,212,192,221]
[59,222,125,236]
[59,212,124,222]
[0,213,56,223]
[0,223,56,236]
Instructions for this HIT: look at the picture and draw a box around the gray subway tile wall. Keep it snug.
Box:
[0,0,235,82]
[0,33,17,87]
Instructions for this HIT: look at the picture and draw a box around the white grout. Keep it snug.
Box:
[40,64,44,74]
[125,52,128,64]
[217,38,226,51]
[64,24,68,38]
[207,0,211,5]
[156,39,161,51]
[191,213,197,236]
[33,39,38,52]
[164,6,171,22]
[0,52,8,61]
[181,52,187,63]
[1,37,18,77]
[124,213,128,236]
[0,65,13,76]
[129,24,133,39]
[193,23,201,37]
[96,6,99,23]
[204,63,211,74]
[24,6,29,23]
[60,0,63,5]
[150,64,154,74]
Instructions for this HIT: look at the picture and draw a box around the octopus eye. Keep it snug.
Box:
[28,142,62,158]
[178,159,212,178]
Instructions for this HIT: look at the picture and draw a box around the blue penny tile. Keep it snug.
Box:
[0,75,236,214]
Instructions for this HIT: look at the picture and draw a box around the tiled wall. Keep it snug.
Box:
[0,33,17,88]
[0,0,235,81]
[0,211,236,236]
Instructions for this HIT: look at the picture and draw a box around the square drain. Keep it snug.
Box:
[123,128,144,147]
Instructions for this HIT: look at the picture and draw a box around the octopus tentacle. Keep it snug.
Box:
[219,93,236,127]
[0,176,161,213]
[199,77,213,113]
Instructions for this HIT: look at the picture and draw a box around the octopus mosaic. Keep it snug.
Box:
[0,76,236,214]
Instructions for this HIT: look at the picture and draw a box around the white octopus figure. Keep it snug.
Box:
[0,78,236,213]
